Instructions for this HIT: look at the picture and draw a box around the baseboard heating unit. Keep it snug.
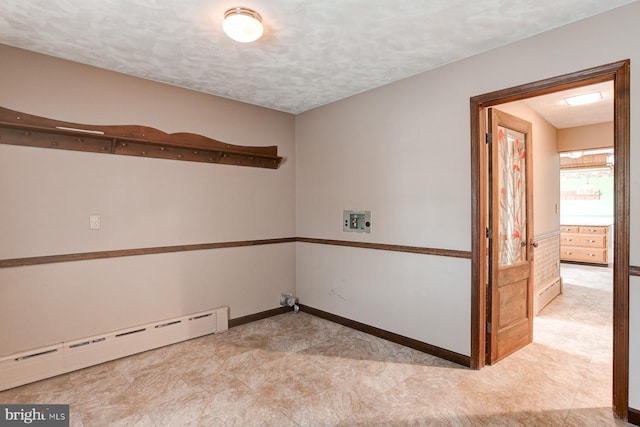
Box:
[535,277,562,315]
[0,306,228,391]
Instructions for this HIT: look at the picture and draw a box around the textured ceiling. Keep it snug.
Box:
[0,1,634,114]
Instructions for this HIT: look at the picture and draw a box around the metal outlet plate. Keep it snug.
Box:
[343,210,371,233]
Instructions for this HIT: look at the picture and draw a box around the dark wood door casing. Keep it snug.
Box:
[470,60,630,420]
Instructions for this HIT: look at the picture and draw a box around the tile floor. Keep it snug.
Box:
[0,263,631,426]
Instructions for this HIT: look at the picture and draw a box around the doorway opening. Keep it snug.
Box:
[470,60,630,420]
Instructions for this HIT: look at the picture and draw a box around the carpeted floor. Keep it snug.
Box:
[0,263,629,426]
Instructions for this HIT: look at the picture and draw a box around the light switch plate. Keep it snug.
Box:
[89,215,101,230]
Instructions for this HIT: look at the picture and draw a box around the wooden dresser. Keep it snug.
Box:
[560,225,609,265]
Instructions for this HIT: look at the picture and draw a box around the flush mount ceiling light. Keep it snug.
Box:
[566,151,584,159]
[564,92,602,106]
[223,7,264,43]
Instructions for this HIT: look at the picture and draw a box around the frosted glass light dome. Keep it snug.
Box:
[223,8,264,43]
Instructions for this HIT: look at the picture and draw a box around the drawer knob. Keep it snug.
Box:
[588,239,595,243]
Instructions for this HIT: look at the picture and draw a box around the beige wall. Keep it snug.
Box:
[632,277,640,408]
[557,121,614,152]
[295,1,640,408]
[2,1,640,411]
[0,45,296,356]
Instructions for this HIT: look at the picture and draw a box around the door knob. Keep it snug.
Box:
[531,241,539,248]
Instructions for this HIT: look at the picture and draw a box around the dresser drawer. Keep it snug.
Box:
[560,234,606,248]
[560,225,580,233]
[579,226,607,234]
[560,247,607,264]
